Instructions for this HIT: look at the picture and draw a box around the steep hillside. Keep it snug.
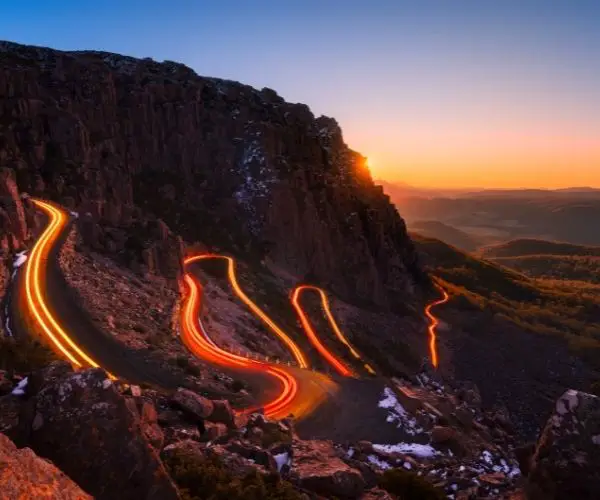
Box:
[0,40,425,310]
[479,238,600,284]
[412,233,600,438]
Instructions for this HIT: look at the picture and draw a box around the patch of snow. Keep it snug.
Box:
[592,435,600,445]
[450,484,457,491]
[4,303,12,337]
[273,452,292,472]
[557,389,579,415]
[378,387,423,435]
[346,447,355,459]
[232,125,277,236]
[13,251,27,269]
[373,443,439,458]
[11,377,28,396]
[367,454,391,470]
[102,379,113,389]
[403,461,412,470]
[70,211,79,218]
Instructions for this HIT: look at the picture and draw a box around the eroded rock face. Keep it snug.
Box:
[0,40,425,307]
[19,363,179,500]
[528,390,600,499]
[0,433,91,499]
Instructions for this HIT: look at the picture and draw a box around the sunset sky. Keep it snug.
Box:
[3,1,599,188]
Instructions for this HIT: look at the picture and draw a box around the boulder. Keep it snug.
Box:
[528,390,600,499]
[226,441,277,471]
[203,421,228,442]
[431,425,457,443]
[140,401,165,450]
[0,433,91,499]
[454,407,474,430]
[291,439,365,498]
[171,387,214,420]
[20,366,179,499]
[209,399,235,428]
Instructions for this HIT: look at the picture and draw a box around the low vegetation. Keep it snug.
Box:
[163,448,301,500]
[413,234,600,368]
[0,336,57,373]
[490,255,600,284]
[479,238,600,259]
[379,468,446,499]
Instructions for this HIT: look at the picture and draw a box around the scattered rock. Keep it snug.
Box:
[203,421,228,442]
[209,399,235,428]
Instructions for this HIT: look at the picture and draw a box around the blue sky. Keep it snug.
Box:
[2,1,599,187]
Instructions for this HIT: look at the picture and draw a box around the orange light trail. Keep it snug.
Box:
[424,283,449,369]
[181,271,297,418]
[25,200,108,374]
[184,254,308,369]
[291,286,354,377]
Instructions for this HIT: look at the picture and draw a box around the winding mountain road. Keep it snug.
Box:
[425,284,450,369]
[12,199,183,388]
[291,285,376,376]
[180,266,336,419]
[10,198,449,429]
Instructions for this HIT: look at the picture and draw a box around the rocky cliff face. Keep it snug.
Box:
[0,167,32,254]
[0,41,425,307]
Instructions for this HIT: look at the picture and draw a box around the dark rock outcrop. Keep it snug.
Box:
[0,167,31,253]
[528,390,600,499]
[0,433,91,499]
[17,363,179,500]
[0,40,425,307]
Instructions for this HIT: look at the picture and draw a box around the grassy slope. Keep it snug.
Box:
[479,238,600,259]
[478,238,600,285]
[412,233,600,366]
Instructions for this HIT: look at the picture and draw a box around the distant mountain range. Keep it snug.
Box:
[380,180,600,249]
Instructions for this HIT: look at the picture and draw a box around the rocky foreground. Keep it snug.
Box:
[1,362,598,499]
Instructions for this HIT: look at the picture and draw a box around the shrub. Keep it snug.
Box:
[163,448,301,500]
[0,337,57,373]
[379,468,445,500]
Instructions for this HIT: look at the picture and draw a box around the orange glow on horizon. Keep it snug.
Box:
[348,125,600,190]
